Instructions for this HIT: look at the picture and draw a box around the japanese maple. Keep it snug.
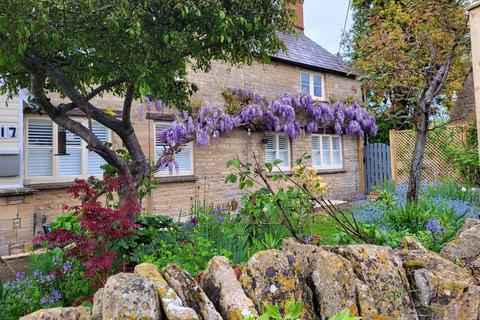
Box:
[34,176,141,285]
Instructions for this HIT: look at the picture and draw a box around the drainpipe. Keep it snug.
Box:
[468,1,480,159]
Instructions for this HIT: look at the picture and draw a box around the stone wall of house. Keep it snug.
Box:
[0,192,36,256]
[150,130,360,217]
[1,59,363,254]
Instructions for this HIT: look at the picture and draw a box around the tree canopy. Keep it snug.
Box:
[0,0,299,209]
[348,0,471,201]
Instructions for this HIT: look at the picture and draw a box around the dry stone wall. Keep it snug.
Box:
[20,221,480,320]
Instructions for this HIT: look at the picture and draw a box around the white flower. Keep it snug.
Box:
[461,187,467,192]
[471,188,477,193]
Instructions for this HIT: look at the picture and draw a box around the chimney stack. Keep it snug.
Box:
[294,1,304,30]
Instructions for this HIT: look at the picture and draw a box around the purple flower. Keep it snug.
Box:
[52,289,62,301]
[184,217,199,229]
[216,216,225,223]
[155,99,163,112]
[63,261,73,274]
[305,236,313,244]
[15,272,25,281]
[426,219,445,240]
[40,295,50,305]
[32,269,43,279]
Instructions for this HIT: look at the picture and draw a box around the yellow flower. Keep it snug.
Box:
[104,106,116,116]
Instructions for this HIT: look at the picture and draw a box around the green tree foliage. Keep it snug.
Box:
[0,0,298,207]
[348,0,471,201]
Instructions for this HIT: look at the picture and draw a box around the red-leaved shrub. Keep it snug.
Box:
[34,176,141,286]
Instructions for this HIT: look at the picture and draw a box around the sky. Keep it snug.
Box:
[303,0,353,55]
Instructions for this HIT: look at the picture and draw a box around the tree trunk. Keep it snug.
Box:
[118,179,140,222]
[407,109,429,202]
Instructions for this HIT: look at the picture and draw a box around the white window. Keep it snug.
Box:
[265,133,290,169]
[311,135,342,170]
[26,118,109,183]
[155,123,193,176]
[301,71,325,100]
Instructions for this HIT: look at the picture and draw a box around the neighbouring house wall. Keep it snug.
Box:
[469,2,480,158]
[451,71,476,124]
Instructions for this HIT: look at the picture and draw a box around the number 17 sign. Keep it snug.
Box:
[0,123,18,138]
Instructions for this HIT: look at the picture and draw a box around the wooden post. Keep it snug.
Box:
[468,1,480,162]
[389,130,397,184]
[357,136,365,194]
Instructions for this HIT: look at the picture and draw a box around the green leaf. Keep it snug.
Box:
[219,10,226,20]
[226,159,241,169]
[265,162,273,172]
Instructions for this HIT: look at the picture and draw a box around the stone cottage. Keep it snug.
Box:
[0,3,363,255]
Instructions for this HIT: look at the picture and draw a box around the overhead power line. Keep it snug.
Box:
[338,0,352,56]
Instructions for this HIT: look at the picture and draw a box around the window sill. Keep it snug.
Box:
[316,169,346,175]
[25,182,76,191]
[154,175,198,184]
[0,187,37,197]
[266,171,293,177]
[266,169,346,177]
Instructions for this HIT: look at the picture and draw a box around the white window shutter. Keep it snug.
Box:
[332,136,341,166]
[59,130,82,176]
[265,134,276,163]
[311,136,321,167]
[321,136,331,165]
[277,134,289,168]
[27,119,53,177]
[88,123,109,175]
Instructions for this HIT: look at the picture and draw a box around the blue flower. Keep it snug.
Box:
[426,219,445,240]
[52,289,62,301]
[40,295,50,305]
[305,236,313,244]
[63,261,73,273]
[32,269,43,279]
[15,272,25,281]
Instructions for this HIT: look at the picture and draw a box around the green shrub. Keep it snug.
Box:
[244,297,303,320]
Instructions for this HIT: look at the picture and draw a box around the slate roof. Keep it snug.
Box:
[273,32,353,77]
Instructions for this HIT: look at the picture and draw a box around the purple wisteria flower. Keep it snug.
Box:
[156,88,377,169]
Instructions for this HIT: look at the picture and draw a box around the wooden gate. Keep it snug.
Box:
[364,143,391,192]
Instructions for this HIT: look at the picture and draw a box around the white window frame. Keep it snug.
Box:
[300,71,326,101]
[311,134,343,170]
[24,116,110,184]
[265,133,291,170]
[154,122,194,177]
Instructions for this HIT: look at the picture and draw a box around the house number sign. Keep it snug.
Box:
[0,123,18,138]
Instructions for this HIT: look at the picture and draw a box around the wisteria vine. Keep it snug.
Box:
[149,88,377,171]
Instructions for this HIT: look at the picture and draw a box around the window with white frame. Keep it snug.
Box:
[265,133,290,169]
[26,118,109,182]
[155,123,193,176]
[311,135,342,169]
[301,71,325,100]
